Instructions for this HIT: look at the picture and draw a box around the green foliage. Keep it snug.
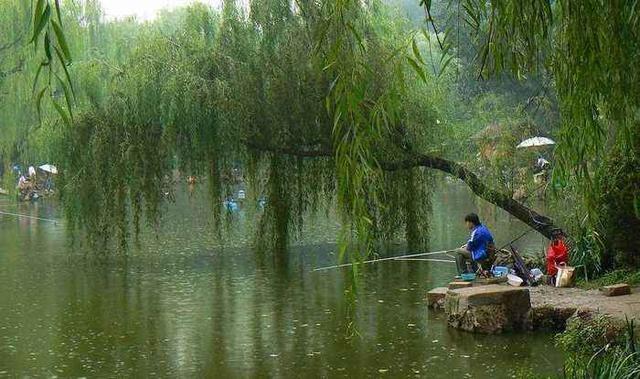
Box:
[0,0,138,174]
[596,132,640,269]
[564,350,640,379]
[321,0,429,260]
[577,270,640,290]
[14,0,637,269]
[30,0,445,258]
[30,0,75,125]
[570,221,605,275]
[438,0,640,271]
[510,367,550,379]
[555,312,624,358]
[561,318,640,379]
[58,107,170,253]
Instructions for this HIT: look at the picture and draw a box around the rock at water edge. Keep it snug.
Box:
[448,281,473,290]
[445,284,531,334]
[600,283,631,297]
[426,287,448,309]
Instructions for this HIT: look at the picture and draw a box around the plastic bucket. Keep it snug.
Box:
[507,274,524,287]
[461,273,476,281]
[492,266,509,277]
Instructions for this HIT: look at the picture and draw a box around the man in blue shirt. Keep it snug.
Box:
[454,213,495,274]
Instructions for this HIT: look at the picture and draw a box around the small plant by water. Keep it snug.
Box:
[559,317,640,378]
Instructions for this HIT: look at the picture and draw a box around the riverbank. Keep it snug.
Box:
[530,285,640,322]
[429,283,640,331]
[428,281,640,376]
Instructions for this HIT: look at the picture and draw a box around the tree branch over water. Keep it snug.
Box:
[247,141,557,240]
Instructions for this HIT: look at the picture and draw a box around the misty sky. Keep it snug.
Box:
[100,0,422,21]
[100,0,221,20]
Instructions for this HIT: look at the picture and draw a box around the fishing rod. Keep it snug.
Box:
[497,228,534,251]
[0,210,59,224]
[496,210,554,251]
[314,209,554,272]
[312,250,450,272]
[392,258,455,263]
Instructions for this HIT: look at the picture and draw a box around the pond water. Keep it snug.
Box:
[0,182,562,378]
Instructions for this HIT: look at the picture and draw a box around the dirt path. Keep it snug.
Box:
[530,285,640,321]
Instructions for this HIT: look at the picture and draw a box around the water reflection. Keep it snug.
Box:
[0,183,562,377]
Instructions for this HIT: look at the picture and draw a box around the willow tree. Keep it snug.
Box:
[0,0,39,169]
[36,1,559,262]
[0,0,142,185]
[426,0,640,271]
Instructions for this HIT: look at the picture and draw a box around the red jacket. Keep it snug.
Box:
[546,240,568,276]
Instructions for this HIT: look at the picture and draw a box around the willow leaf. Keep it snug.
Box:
[54,45,75,98]
[31,2,50,44]
[52,20,72,62]
[412,38,424,64]
[406,56,427,83]
[52,100,71,126]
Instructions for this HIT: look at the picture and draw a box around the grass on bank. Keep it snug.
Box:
[576,270,640,290]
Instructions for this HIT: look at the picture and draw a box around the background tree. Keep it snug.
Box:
[428,0,640,272]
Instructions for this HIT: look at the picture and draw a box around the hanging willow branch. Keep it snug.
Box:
[30,0,75,124]
[246,141,558,239]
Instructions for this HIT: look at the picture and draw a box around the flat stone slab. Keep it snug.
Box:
[448,281,473,289]
[445,285,531,334]
[426,287,448,309]
[474,276,508,286]
[601,284,631,297]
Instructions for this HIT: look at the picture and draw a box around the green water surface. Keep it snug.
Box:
[0,182,562,378]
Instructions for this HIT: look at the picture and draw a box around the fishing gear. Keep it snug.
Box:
[392,258,455,263]
[497,212,554,251]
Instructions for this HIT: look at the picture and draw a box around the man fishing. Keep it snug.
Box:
[453,213,495,274]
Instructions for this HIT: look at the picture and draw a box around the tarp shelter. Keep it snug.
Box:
[516,137,556,149]
[39,164,58,174]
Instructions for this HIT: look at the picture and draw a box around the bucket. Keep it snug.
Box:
[492,266,509,277]
[461,273,476,281]
[555,264,575,288]
[507,274,524,287]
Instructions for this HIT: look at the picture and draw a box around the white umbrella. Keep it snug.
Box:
[39,164,58,174]
[517,137,556,149]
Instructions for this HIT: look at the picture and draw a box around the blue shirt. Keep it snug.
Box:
[467,224,494,261]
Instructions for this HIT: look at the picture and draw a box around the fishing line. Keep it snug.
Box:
[312,250,451,272]
[392,258,455,263]
[0,210,59,224]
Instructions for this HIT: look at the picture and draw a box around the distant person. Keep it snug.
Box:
[536,155,550,171]
[546,229,568,284]
[453,213,495,274]
[44,175,53,191]
[17,174,27,189]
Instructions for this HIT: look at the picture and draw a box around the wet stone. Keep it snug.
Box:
[600,283,631,297]
[530,305,577,331]
[445,285,531,334]
[473,276,508,286]
[448,281,473,290]
[426,287,448,309]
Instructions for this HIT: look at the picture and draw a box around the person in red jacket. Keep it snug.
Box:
[546,229,569,281]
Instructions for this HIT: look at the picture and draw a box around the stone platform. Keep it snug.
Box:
[428,282,640,334]
[444,285,531,334]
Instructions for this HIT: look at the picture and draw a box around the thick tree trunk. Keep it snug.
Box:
[381,154,557,240]
[246,142,558,240]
